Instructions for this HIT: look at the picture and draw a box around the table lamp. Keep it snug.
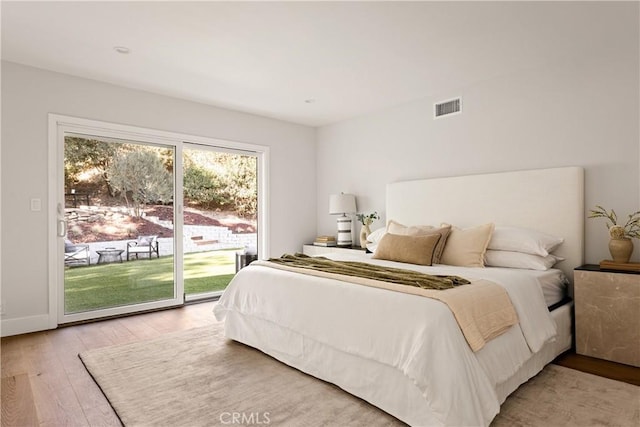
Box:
[329,193,357,247]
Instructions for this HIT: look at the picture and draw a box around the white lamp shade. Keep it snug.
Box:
[329,193,356,215]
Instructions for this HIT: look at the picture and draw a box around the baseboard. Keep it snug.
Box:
[1,314,53,337]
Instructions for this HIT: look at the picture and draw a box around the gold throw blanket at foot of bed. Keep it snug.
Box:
[255,254,518,352]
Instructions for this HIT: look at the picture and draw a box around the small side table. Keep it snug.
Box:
[574,264,640,367]
[97,248,124,264]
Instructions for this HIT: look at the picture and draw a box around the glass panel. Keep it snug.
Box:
[183,146,257,298]
[63,135,175,314]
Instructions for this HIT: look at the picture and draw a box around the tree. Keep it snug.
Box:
[225,154,257,218]
[108,149,174,217]
[182,151,257,218]
[183,163,228,208]
[64,137,117,194]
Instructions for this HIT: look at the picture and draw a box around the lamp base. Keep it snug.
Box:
[336,216,353,247]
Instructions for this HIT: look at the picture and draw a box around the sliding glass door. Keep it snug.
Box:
[50,115,268,325]
[182,144,258,301]
[58,133,181,323]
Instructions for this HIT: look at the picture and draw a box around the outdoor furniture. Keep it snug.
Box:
[65,192,91,208]
[97,248,125,264]
[65,239,90,266]
[235,252,258,272]
[127,235,160,260]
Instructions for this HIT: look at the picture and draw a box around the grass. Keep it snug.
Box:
[64,249,237,314]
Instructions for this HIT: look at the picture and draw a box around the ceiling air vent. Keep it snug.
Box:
[434,97,462,119]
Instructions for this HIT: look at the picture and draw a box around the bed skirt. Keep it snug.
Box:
[221,302,572,426]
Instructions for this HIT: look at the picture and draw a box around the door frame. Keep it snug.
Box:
[47,114,269,326]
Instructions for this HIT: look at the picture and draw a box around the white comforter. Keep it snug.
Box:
[214,253,558,426]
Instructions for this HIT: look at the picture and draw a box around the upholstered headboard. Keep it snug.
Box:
[386,167,584,281]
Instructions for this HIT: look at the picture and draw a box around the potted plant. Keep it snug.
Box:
[589,205,640,263]
[356,211,380,248]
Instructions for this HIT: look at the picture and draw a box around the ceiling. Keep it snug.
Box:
[0,1,630,127]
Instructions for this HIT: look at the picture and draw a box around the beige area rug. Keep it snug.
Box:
[80,324,640,427]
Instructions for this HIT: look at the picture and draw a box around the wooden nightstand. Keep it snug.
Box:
[302,244,367,257]
[574,265,640,367]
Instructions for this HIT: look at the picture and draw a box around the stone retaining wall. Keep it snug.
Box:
[81,228,256,264]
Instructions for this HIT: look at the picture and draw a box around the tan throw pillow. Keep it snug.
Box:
[386,220,451,264]
[440,223,495,267]
[426,225,451,264]
[372,233,441,265]
[387,219,434,235]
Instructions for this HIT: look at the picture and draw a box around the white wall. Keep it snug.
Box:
[317,29,639,265]
[1,61,317,335]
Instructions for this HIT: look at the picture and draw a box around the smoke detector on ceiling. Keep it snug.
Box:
[434,97,462,119]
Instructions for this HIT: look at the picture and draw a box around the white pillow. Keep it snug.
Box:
[484,250,564,271]
[366,227,386,244]
[488,226,564,257]
[365,227,386,253]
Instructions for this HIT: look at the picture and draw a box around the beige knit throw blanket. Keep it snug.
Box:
[255,254,519,351]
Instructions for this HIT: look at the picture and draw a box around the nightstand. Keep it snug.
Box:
[302,244,367,257]
[574,264,640,367]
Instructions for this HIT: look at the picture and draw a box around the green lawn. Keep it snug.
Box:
[64,249,237,313]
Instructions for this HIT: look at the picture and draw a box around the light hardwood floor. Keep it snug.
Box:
[1,302,219,427]
[2,301,639,426]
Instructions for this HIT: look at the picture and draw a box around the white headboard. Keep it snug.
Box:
[386,167,584,281]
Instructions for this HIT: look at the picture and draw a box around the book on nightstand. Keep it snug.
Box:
[313,236,337,247]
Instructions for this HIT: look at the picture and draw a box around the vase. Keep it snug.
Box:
[360,224,371,249]
[609,237,633,263]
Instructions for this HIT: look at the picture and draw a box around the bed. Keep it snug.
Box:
[214,167,584,426]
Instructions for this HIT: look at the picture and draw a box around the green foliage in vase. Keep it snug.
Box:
[588,205,640,239]
[356,211,380,226]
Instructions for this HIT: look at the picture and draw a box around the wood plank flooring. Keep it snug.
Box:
[553,352,640,386]
[1,302,219,427]
[2,301,639,426]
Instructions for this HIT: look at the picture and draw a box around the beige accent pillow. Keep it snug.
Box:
[440,223,495,267]
[387,219,434,235]
[386,220,451,264]
[372,233,441,265]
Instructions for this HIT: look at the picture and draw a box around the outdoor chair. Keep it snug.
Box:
[127,235,160,260]
[65,239,90,266]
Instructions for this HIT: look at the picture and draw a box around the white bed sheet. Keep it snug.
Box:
[460,264,568,307]
[534,269,569,306]
[214,253,563,426]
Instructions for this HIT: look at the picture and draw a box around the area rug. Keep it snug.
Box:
[80,324,640,427]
